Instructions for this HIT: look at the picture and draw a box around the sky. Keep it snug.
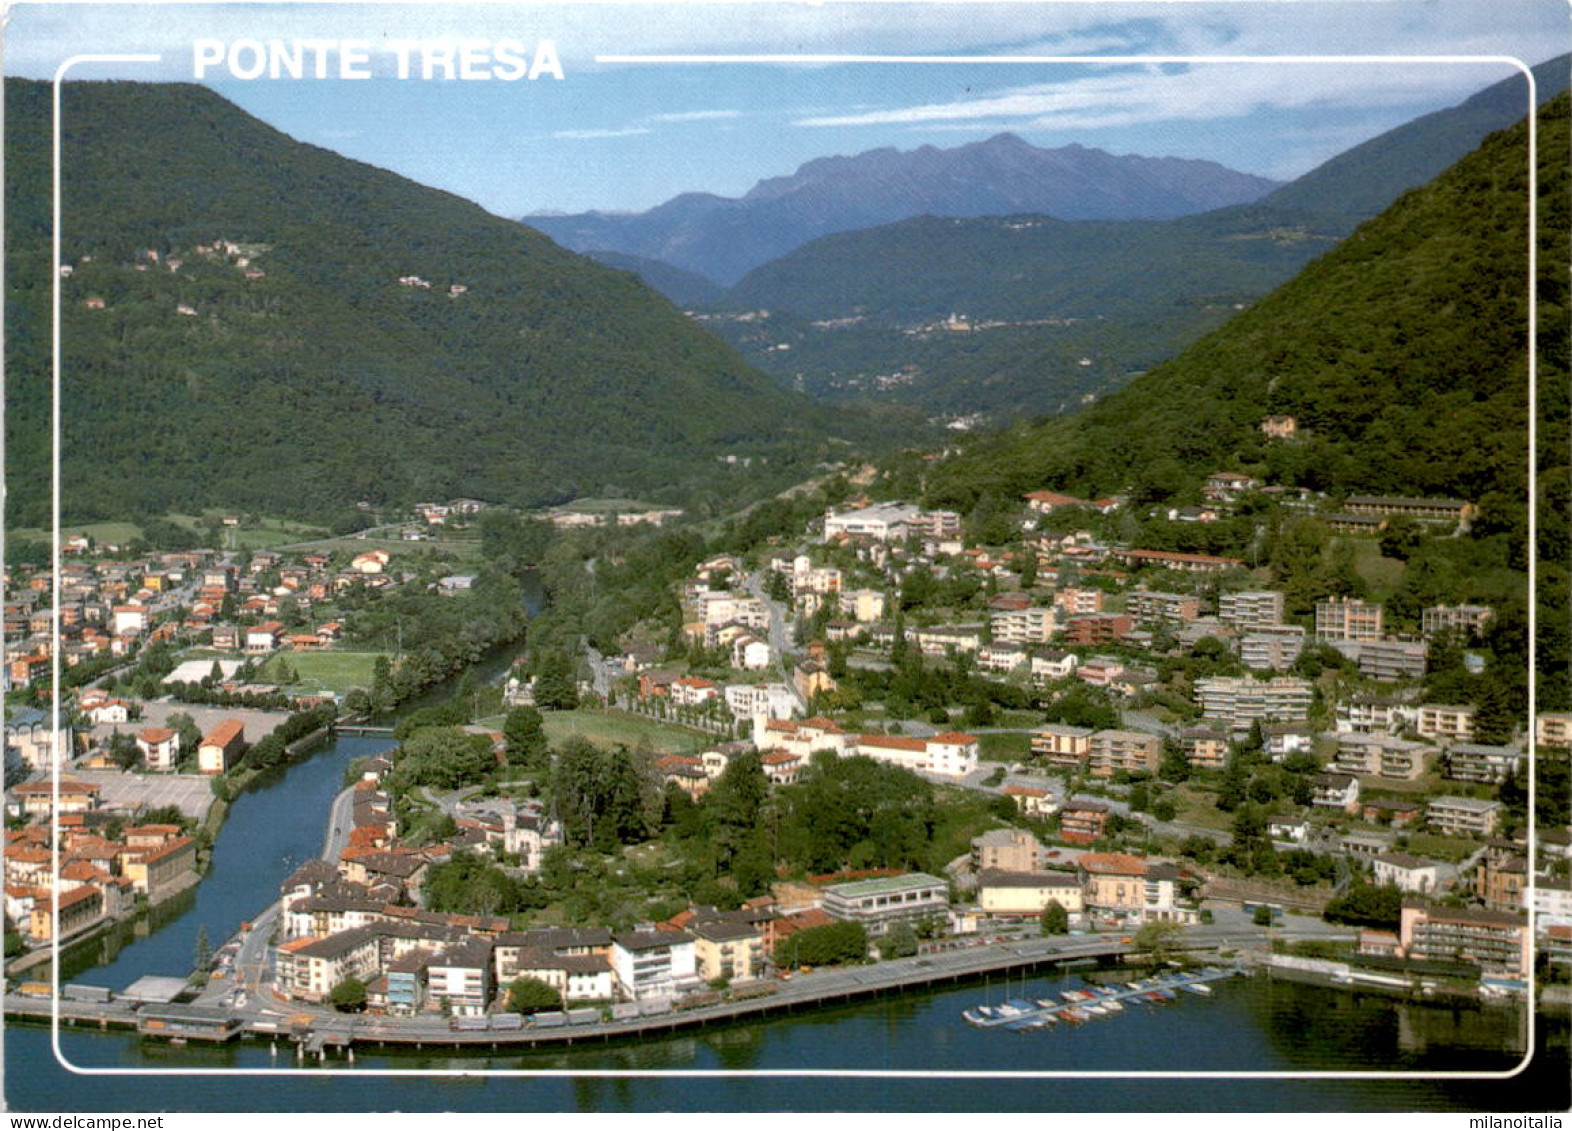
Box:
[4,1,1567,217]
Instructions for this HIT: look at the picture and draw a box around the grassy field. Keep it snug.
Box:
[1171,781,1232,831]
[1402,832,1484,862]
[1342,537,1406,599]
[258,650,386,694]
[481,709,712,755]
[11,520,144,545]
[979,732,1032,763]
[166,512,330,549]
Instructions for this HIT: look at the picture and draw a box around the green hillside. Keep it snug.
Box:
[1263,54,1568,218]
[4,79,851,528]
[924,94,1567,520]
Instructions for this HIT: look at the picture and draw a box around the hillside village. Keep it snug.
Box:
[6,460,1566,1018]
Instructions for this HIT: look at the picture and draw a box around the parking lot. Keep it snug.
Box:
[70,768,216,821]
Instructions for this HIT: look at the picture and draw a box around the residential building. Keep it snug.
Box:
[1029,650,1079,682]
[1338,695,1418,735]
[1031,726,1094,770]
[1398,901,1528,977]
[1474,847,1529,913]
[1062,615,1135,646]
[1001,784,1055,820]
[989,605,1056,645]
[135,727,180,772]
[691,919,767,983]
[1121,549,1244,573]
[1087,729,1160,777]
[820,873,949,936]
[1053,588,1104,617]
[975,869,1084,918]
[1075,852,1146,917]
[1444,743,1523,784]
[1426,796,1502,838]
[1417,704,1477,743]
[723,683,798,722]
[971,828,1046,873]
[1194,676,1313,732]
[837,589,887,623]
[197,718,245,775]
[1059,801,1109,845]
[1536,712,1572,749]
[1239,626,1306,671]
[1371,852,1441,894]
[1311,773,1360,813]
[823,503,921,543]
[1344,497,1473,525]
[1126,589,1200,623]
[1261,723,1315,762]
[1338,638,1428,682]
[426,941,495,1016]
[277,927,382,1003]
[1023,490,1088,514]
[1217,590,1285,630]
[1315,597,1383,641]
[1179,725,1230,770]
[1332,733,1430,781]
[1260,415,1297,439]
[610,931,699,1001]
[1421,605,1493,641]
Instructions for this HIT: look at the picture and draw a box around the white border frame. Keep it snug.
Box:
[44,45,1540,1085]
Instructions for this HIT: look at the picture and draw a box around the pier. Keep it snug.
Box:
[961,964,1245,1029]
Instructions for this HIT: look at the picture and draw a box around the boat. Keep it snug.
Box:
[1081,1003,1107,1016]
[1102,999,1124,1013]
[1060,1007,1090,1023]
[1006,1015,1052,1032]
[1182,983,1213,996]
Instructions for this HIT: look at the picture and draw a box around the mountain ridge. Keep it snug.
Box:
[524,133,1281,285]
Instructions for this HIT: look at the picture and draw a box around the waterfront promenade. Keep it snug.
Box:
[4,923,1268,1054]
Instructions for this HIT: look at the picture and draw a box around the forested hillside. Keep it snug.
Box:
[922,94,1566,515]
[4,79,851,528]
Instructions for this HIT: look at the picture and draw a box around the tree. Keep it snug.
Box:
[503,705,549,770]
[191,924,212,983]
[1379,516,1424,562]
[773,921,868,968]
[1252,905,1275,927]
[882,921,919,959]
[167,712,203,758]
[533,650,580,711]
[330,976,367,1012]
[107,731,140,770]
[1131,919,1184,962]
[1040,899,1070,936]
[508,976,563,1014]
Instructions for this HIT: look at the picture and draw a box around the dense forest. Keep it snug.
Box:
[3,79,865,528]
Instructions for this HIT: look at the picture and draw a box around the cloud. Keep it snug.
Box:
[792,59,1520,132]
[552,126,653,140]
[648,110,743,123]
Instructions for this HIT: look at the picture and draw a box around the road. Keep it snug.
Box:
[744,571,807,712]
[321,786,357,861]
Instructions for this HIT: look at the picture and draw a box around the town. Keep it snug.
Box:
[5,455,1566,1033]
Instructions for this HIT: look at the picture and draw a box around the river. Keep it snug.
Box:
[7,710,1569,1112]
